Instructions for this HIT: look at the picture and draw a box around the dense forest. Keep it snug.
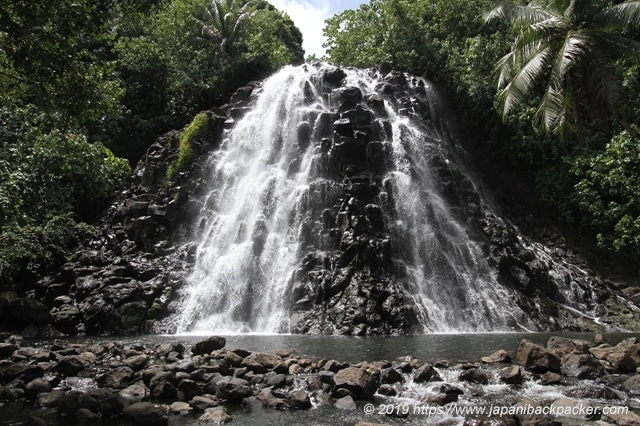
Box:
[1,0,640,289]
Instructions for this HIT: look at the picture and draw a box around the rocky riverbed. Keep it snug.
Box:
[1,334,640,425]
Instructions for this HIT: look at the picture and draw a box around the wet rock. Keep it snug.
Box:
[56,355,91,377]
[589,344,639,373]
[512,399,560,426]
[288,389,311,409]
[323,67,347,86]
[244,352,282,371]
[499,366,523,385]
[0,343,17,358]
[257,387,288,409]
[560,354,604,379]
[0,385,24,400]
[122,402,168,426]
[481,349,511,364]
[124,354,149,371]
[190,395,219,412]
[198,406,232,423]
[98,366,134,389]
[333,367,378,400]
[215,376,252,402]
[428,392,458,405]
[191,336,227,355]
[118,384,149,406]
[25,377,52,399]
[150,372,177,400]
[547,336,591,355]
[516,339,561,373]
[602,411,640,426]
[380,367,403,384]
[623,374,640,394]
[23,416,47,426]
[540,371,563,385]
[170,401,192,415]
[459,368,490,385]
[564,384,619,399]
[334,394,356,410]
[98,395,124,418]
[57,391,99,417]
[413,364,442,383]
[50,304,82,334]
[38,389,65,408]
[177,379,202,401]
[550,398,594,421]
[75,407,100,423]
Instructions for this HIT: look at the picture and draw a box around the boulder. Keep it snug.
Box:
[516,339,561,373]
[98,366,134,389]
[169,401,192,415]
[122,402,168,426]
[38,390,65,408]
[413,364,442,383]
[288,389,311,409]
[177,379,202,401]
[481,349,511,364]
[189,395,219,412]
[333,367,378,400]
[334,395,356,410]
[380,367,403,384]
[198,406,232,424]
[547,336,591,355]
[560,354,604,379]
[499,366,523,385]
[215,376,252,402]
[459,368,489,385]
[256,387,288,409]
[25,378,52,399]
[602,411,640,426]
[118,384,149,406]
[191,337,226,356]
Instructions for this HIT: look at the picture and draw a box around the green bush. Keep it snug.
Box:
[0,214,98,290]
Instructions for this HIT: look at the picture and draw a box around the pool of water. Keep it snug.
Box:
[49,331,638,363]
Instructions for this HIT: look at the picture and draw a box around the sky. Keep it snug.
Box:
[267,0,369,58]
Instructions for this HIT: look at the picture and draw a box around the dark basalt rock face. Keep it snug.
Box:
[18,65,640,337]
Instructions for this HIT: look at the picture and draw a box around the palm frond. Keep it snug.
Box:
[597,33,640,60]
[594,1,640,29]
[536,79,575,136]
[495,51,516,90]
[554,30,592,79]
[499,45,554,116]
[483,4,554,25]
[583,50,623,110]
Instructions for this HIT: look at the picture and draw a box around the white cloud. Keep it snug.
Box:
[268,0,331,58]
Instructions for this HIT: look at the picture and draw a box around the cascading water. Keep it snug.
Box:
[174,63,600,335]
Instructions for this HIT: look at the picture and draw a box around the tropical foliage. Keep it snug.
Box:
[0,0,304,288]
[484,0,640,138]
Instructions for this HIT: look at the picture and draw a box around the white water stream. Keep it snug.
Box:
[174,64,586,334]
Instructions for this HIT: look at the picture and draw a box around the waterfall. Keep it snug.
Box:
[174,64,592,335]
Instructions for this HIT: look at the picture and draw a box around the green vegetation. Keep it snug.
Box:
[2,0,639,286]
[323,0,640,268]
[484,0,640,138]
[167,112,219,180]
[0,0,304,289]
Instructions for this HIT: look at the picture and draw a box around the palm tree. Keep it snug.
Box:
[484,0,640,138]
[194,0,255,55]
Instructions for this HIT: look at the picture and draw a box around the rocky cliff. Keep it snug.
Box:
[8,64,639,336]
